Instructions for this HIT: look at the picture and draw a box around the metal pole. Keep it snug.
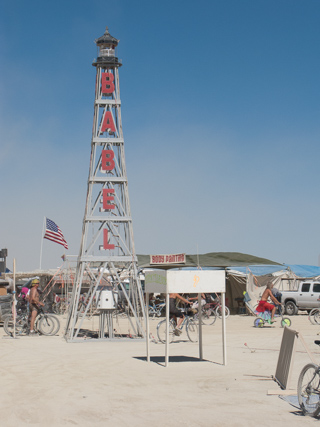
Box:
[165,292,169,367]
[39,217,45,270]
[146,292,150,362]
[222,292,227,365]
[198,293,203,360]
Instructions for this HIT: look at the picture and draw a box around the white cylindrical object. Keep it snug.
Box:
[96,290,118,309]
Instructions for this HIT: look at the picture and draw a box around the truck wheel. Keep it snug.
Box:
[285,301,298,316]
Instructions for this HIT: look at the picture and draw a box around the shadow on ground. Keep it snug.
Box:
[134,355,221,366]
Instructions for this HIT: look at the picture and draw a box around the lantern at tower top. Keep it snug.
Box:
[93,26,122,68]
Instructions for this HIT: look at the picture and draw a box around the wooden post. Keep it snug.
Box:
[222,292,227,365]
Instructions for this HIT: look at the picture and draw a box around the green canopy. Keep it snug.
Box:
[137,252,282,270]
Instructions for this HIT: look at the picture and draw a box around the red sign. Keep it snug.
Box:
[101,72,115,94]
[100,71,116,252]
[101,111,116,134]
[103,229,115,250]
[150,253,186,265]
[102,189,115,210]
[101,150,115,171]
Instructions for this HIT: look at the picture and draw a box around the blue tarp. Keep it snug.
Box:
[227,265,285,276]
[0,268,11,276]
[227,264,320,278]
[286,265,320,278]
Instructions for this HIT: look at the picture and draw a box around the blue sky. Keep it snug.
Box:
[1,0,320,271]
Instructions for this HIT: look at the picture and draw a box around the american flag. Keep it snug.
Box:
[43,218,68,250]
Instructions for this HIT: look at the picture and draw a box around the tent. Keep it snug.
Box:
[226,264,320,313]
[138,252,282,314]
[137,252,282,269]
[138,252,320,314]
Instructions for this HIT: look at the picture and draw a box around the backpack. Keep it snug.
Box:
[20,287,30,300]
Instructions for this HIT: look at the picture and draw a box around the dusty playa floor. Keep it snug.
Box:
[1,313,319,426]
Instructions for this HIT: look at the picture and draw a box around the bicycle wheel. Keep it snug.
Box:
[215,306,230,319]
[37,315,54,335]
[38,315,60,336]
[148,306,157,319]
[4,315,28,336]
[48,314,60,335]
[314,311,320,326]
[309,309,318,325]
[157,304,165,316]
[186,319,198,342]
[281,317,291,328]
[298,363,320,417]
[156,319,175,344]
[201,308,217,325]
[254,318,264,328]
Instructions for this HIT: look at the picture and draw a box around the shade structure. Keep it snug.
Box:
[138,252,282,270]
[145,269,227,367]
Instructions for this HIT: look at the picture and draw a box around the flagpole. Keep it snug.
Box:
[39,217,46,270]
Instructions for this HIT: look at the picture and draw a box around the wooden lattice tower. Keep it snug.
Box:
[65,27,145,341]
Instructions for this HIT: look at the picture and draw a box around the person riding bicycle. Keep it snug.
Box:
[256,283,280,324]
[169,293,193,335]
[189,293,207,311]
[29,278,44,335]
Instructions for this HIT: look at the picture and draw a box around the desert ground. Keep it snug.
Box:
[1,312,320,427]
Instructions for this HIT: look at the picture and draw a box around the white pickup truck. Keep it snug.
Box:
[281,281,320,315]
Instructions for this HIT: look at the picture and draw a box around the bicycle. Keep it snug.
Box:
[156,309,198,343]
[309,304,320,325]
[202,298,230,319]
[148,300,165,318]
[52,296,70,315]
[297,341,320,417]
[4,308,60,337]
[243,292,291,328]
[193,304,217,325]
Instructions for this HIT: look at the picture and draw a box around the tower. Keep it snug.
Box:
[65,27,145,341]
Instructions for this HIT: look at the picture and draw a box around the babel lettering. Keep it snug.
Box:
[101,72,115,94]
[103,228,115,250]
[101,111,116,134]
[102,189,115,210]
[101,150,115,171]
